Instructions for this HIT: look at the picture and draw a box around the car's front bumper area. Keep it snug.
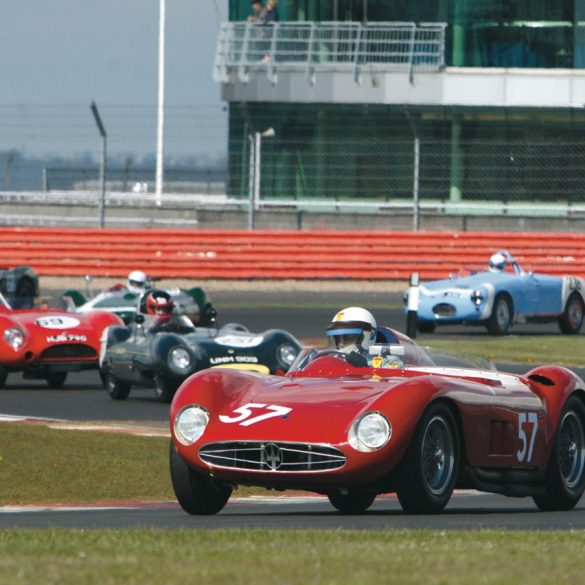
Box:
[417,298,489,324]
[18,360,99,378]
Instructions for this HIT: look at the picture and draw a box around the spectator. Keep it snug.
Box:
[264,0,278,23]
[248,0,266,22]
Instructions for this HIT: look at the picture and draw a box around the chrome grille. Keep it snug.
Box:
[199,441,346,472]
[40,344,97,360]
[433,303,456,317]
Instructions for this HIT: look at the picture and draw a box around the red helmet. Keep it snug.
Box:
[146,289,174,316]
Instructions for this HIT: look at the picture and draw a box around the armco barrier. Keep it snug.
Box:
[4,227,585,280]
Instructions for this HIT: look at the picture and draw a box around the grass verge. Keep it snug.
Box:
[0,424,174,504]
[1,529,585,584]
[427,335,585,367]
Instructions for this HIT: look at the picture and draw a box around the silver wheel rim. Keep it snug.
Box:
[422,415,455,495]
[558,411,585,489]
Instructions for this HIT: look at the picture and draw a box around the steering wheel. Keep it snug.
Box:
[315,349,349,362]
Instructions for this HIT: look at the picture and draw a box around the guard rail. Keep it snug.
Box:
[4,227,585,281]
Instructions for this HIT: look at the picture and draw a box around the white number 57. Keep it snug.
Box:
[517,412,538,463]
[219,403,292,427]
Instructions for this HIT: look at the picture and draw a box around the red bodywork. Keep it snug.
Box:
[170,331,585,495]
[0,304,123,377]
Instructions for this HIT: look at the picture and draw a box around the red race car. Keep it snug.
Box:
[170,327,585,515]
[0,293,123,389]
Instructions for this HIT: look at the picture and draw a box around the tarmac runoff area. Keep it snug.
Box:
[40,276,408,294]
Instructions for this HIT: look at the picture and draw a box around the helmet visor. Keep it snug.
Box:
[326,327,364,350]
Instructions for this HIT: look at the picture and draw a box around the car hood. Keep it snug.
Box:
[420,271,509,294]
[8,310,108,339]
[176,369,407,444]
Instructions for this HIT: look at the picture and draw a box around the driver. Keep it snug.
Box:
[127,270,151,294]
[325,307,403,368]
[325,307,377,368]
[488,251,514,273]
[146,289,194,334]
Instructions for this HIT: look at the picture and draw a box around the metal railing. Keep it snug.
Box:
[213,21,447,84]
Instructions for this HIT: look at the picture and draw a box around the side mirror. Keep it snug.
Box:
[135,314,145,325]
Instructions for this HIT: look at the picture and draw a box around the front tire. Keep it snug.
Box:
[104,370,131,400]
[558,293,585,334]
[45,372,67,389]
[328,491,376,514]
[417,321,436,334]
[396,403,459,514]
[153,374,175,403]
[486,294,512,335]
[533,397,585,511]
[170,442,232,515]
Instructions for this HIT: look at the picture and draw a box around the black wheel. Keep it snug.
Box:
[0,365,7,389]
[104,370,131,400]
[417,321,436,334]
[170,442,232,515]
[153,374,175,403]
[328,491,376,514]
[45,372,67,389]
[485,294,512,335]
[558,293,585,334]
[14,278,36,308]
[533,397,585,511]
[396,403,459,514]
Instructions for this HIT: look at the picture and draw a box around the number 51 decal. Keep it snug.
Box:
[219,403,292,427]
[517,412,539,463]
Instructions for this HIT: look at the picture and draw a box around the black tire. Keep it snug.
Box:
[14,277,36,308]
[485,294,513,335]
[328,491,376,514]
[45,372,67,389]
[533,397,585,511]
[417,321,436,334]
[396,403,460,514]
[170,442,232,515]
[104,370,131,400]
[558,293,585,335]
[0,365,7,389]
[153,374,175,403]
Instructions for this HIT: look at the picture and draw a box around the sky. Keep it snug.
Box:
[0,0,229,161]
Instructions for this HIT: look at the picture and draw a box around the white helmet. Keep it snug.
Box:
[488,251,508,273]
[127,270,149,294]
[326,307,377,354]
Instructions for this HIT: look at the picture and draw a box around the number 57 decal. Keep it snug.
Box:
[219,403,292,427]
[517,412,539,463]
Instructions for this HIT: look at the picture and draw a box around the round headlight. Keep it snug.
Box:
[174,405,209,445]
[470,289,484,305]
[349,412,391,452]
[170,346,191,370]
[4,327,24,351]
[277,343,299,368]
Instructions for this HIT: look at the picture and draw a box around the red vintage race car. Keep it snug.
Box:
[170,327,585,515]
[0,293,123,388]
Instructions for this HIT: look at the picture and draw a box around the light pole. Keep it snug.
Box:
[155,0,166,206]
[90,101,107,228]
[248,127,275,230]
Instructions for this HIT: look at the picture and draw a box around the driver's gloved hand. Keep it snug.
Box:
[345,351,368,368]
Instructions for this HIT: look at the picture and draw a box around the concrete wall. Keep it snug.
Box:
[3,199,585,232]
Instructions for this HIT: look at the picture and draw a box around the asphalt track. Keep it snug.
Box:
[2,289,585,529]
[3,494,585,530]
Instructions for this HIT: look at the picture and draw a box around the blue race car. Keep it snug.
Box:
[406,251,585,335]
